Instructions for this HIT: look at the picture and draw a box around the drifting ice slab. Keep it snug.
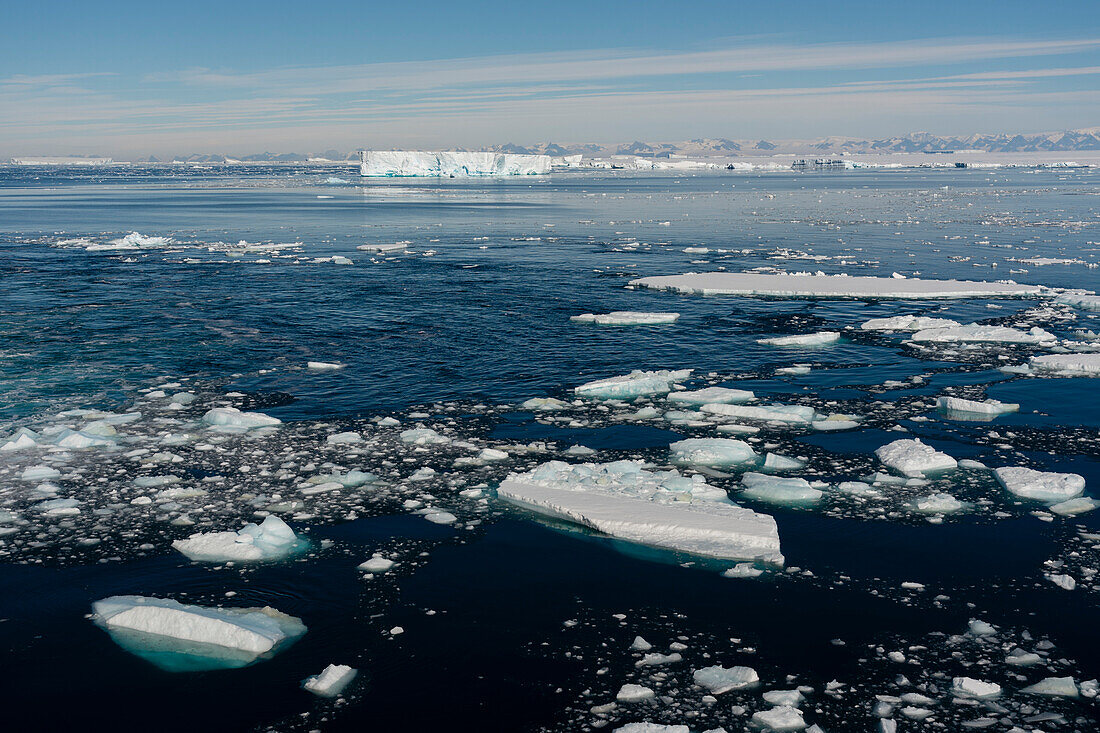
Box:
[1029,353,1100,376]
[876,439,957,477]
[172,515,306,562]
[994,466,1086,502]
[92,595,306,671]
[497,461,783,563]
[630,272,1042,299]
[360,150,550,177]
[303,664,358,697]
[571,311,680,325]
[575,369,692,400]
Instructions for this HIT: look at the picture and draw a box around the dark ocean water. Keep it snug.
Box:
[0,165,1098,732]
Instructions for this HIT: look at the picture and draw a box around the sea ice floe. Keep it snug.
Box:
[668,438,759,468]
[21,465,61,481]
[875,439,957,477]
[359,555,396,573]
[667,387,754,406]
[860,315,961,331]
[740,473,822,505]
[614,725,689,733]
[757,331,839,347]
[172,515,306,562]
[399,427,451,445]
[92,595,306,671]
[1049,497,1100,516]
[692,665,760,694]
[751,706,807,731]
[574,369,693,400]
[762,453,805,472]
[911,492,965,514]
[936,396,1019,419]
[1029,353,1100,376]
[993,467,1086,503]
[722,562,765,579]
[497,461,783,563]
[700,403,816,425]
[630,272,1043,299]
[520,397,569,411]
[616,683,655,702]
[570,311,680,325]
[1055,293,1100,311]
[951,677,1002,699]
[303,664,358,697]
[1021,676,1079,697]
[202,407,282,430]
[1047,572,1076,590]
[911,324,1056,344]
[307,361,345,371]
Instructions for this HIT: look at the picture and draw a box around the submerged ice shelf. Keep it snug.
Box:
[497,461,783,564]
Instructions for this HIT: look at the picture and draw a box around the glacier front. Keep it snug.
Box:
[360,150,551,177]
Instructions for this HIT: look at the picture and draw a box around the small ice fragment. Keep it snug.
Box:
[307,361,345,371]
[359,556,396,573]
[202,407,281,429]
[630,636,653,651]
[722,563,764,579]
[763,453,805,472]
[667,387,754,406]
[303,664,357,697]
[911,492,965,514]
[751,706,806,731]
[692,665,759,693]
[327,431,362,445]
[740,473,822,505]
[172,516,305,562]
[616,683,655,702]
[424,511,457,525]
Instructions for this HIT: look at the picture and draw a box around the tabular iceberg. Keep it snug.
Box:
[360,150,550,177]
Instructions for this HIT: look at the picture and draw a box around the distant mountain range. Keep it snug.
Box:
[129,128,1100,163]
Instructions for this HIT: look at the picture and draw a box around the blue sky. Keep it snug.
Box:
[2,0,1099,156]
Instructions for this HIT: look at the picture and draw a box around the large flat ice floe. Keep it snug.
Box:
[629,272,1043,299]
[172,515,307,562]
[497,461,783,564]
[92,595,306,671]
[910,324,1055,345]
[1029,353,1100,376]
[994,467,1086,503]
[875,439,957,477]
[574,369,692,400]
[571,311,680,326]
[360,150,550,177]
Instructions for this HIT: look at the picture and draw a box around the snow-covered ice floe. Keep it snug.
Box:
[669,438,759,468]
[994,466,1086,503]
[701,403,816,424]
[875,439,957,477]
[757,331,840,347]
[360,150,550,177]
[574,369,692,400]
[910,324,1055,345]
[667,387,754,406]
[936,396,1019,420]
[497,461,783,564]
[1055,293,1100,311]
[202,407,282,430]
[303,663,358,697]
[740,473,823,505]
[570,311,680,326]
[91,595,306,671]
[172,515,307,562]
[860,315,961,331]
[629,272,1043,299]
[1029,353,1100,376]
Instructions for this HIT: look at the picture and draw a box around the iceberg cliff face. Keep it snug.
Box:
[360,150,551,177]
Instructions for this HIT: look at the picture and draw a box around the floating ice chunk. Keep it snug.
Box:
[717,423,760,436]
[326,431,362,445]
[575,369,692,400]
[952,677,1001,699]
[1056,293,1100,311]
[359,556,396,573]
[837,481,879,497]
[616,683,655,702]
[2,428,38,452]
[636,652,682,667]
[911,492,965,514]
[1021,676,1078,697]
[399,428,451,445]
[693,665,759,693]
[357,242,408,253]
[92,595,306,671]
[498,461,783,563]
[87,232,172,251]
[307,361,345,371]
[911,324,1055,344]
[701,403,816,424]
[630,272,1042,299]
[21,465,60,481]
[424,511,457,525]
[994,467,1085,502]
[667,387,754,406]
[751,706,806,731]
[37,497,80,515]
[763,454,805,472]
[1049,497,1100,516]
[861,315,961,331]
[614,725,689,733]
[776,365,811,376]
[571,311,680,325]
[722,563,764,578]
[936,396,1019,420]
[478,448,509,461]
[520,397,568,411]
[303,664,357,697]
[172,516,305,562]
[1029,353,1100,376]
[1005,648,1042,666]
[1046,573,1076,590]
[875,439,957,477]
[55,429,115,449]
[741,473,822,505]
[968,619,996,636]
[630,636,653,651]
[757,331,839,347]
[202,407,281,429]
[669,438,759,468]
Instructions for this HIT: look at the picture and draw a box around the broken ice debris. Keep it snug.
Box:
[692,665,759,694]
[92,595,306,671]
[993,467,1086,503]
[303,663,358,697]
[172,515,306,562]
[570,311,680,325]
[574,369,692,400]
[202,407,281,430]
[497,461,783,564]
[757,331,839,347]
[630,272,1042,299]
[875,439,957,477]
[669,438,758,468]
